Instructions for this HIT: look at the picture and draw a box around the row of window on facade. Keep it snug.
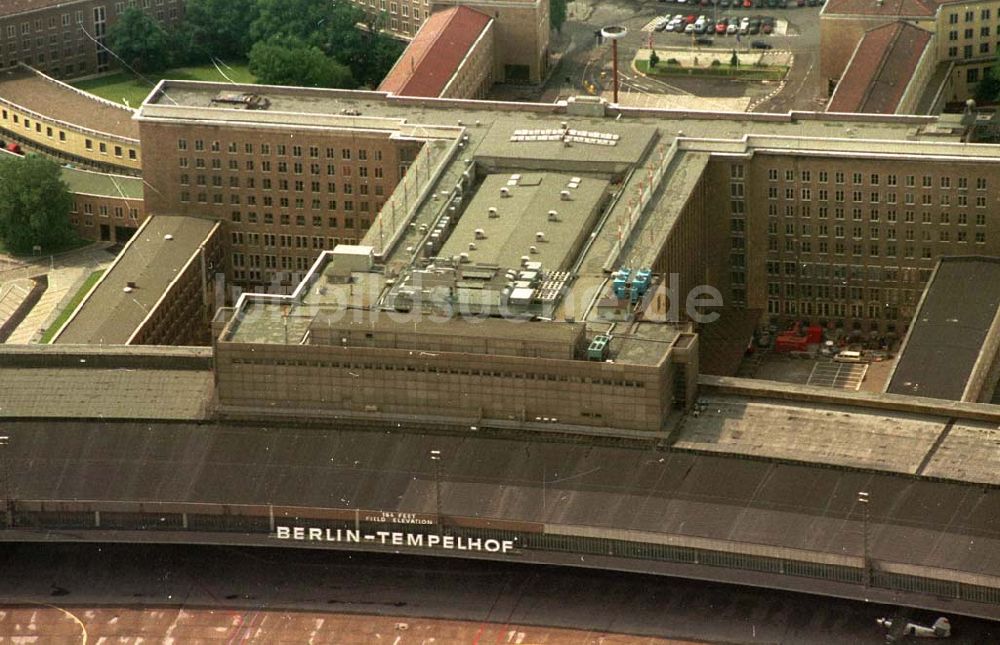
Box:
[179,167,385,185]
[767,217,988,236]
[177,139,386,161]
[766,239,985,258]
[766,282,918,304]
[765,261,933,282]
[227,356,649,388]
[760,203,991,223]
[766,169,989,190]
[230,232,365,249]
[0,108,137,159]
[178,158,388,184]
[766,187,990,207]
[180,188,382,215]
[71,201,139,218]
[765,299,904,323]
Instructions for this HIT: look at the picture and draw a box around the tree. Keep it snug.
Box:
[106,7,173,73]
[249,36,354,88]
[730,50,740,67]
[649,50,660,69]
[180,0,259,62]
[0,155,74,255]
[351,13,407,88]
[550,0,567,33]
[252,0,361,49]
[976,66,1000,104]
[251,0,399,87]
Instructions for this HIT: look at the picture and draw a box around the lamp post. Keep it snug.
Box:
[601,26,628,105]
[0,435,9,528]
[430,449,442,535]
[858,490,870,587]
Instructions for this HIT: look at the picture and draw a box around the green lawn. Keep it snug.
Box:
[71,61,256,107]
[40,268,105,343]
[637,59,788,81]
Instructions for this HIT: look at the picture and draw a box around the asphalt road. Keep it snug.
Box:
[0,543,996,644]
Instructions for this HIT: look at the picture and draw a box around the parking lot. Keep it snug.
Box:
[529,0,826,111]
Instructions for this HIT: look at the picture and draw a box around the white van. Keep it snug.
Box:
[833,350,863,363]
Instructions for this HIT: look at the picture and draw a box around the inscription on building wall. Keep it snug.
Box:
[274,525,517,553]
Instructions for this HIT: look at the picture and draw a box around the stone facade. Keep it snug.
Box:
[0,0,184,79]
[69,190,143,244]
[709,154,1000,337]
[138,117,419,290]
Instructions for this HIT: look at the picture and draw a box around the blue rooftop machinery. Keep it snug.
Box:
[612,267,652,304]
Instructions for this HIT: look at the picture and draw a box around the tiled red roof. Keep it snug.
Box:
[378,6,492,98]
[827,21,932,114]
[823,0,942,17]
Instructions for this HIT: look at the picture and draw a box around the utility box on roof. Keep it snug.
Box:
[329,245,374,277]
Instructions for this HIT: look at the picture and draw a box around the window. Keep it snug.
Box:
[968,68,980,83]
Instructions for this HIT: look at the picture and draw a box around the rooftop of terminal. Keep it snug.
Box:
[886,256,1000,401]
[53,215,220,345]
[0,64,139,140]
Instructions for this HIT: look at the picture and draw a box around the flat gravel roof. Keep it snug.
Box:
[54,215,219,345]
[0,66,139,139]
[888,257,1000,400]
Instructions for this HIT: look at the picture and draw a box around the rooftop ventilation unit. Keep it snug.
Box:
[164,234,174,241]
[500,187,511,197]
[560,190,571,201]
[530,245,539,254]
[521,256,531,267]
[469,242,477,251]
[535,232,546,242]
[547,210,559,222]
[475,228,487,240]
[459,252,471,263]
[488,207,499,218]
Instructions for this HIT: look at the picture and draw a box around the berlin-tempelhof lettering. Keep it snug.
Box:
[274,526,517,554]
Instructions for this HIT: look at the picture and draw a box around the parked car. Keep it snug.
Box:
[696,36,714,45]
[748,19,761,33]
[727,21,739,33]
[685,22,697,32]
[751,39,773,49]
[761,21,773,33]
[715,19,728,33]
